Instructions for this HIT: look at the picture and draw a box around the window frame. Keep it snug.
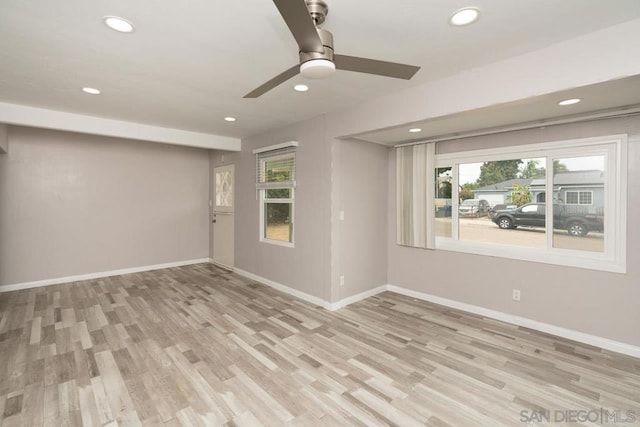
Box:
[258,153,295,248]
[565,190,593,205]
[432,134,627,273]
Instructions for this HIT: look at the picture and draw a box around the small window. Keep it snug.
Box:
[565,191,593,205]
[255,145,297,247]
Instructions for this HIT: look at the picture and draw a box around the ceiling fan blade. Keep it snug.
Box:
[243,64,300,98]
[334,54,420,80]
[273,0,324,53]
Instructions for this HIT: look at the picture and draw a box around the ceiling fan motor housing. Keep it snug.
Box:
[299,28,334,63]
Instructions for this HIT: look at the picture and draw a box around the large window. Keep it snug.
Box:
[400,135,627,273]
[255,143,297,247]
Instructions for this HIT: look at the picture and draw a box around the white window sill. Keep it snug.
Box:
[435,238,625,274]
[260,238,295,248]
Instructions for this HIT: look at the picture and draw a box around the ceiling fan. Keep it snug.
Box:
[244,0,421,98]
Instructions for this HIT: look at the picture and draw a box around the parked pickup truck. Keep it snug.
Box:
[491,203,603,236]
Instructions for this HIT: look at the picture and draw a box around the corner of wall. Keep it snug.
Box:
[0,124,8,153]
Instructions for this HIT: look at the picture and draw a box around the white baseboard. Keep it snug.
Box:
[209,258,234,272]
[326,285,388,311]
[232,268,388,312]
[5,259,637,358]
[226,267,640,358]
[0,258,211,293]
[233,268,331,309]
[386,284,640,359]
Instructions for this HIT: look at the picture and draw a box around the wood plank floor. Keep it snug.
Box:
[1,263,638,426]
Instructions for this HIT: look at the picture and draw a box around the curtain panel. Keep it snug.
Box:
[396,143,435,249]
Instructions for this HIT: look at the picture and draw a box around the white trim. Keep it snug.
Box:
[7,260,636,358]
[259,187,295,248]
[222,269,640,358]
[209,258,234,272]
[233,268,328,309]
[252,141,299,154]
[326,286,388,311]
[386,285,640,359]
[432,135,626,274]
[232,268,387,311]
[564,190,593,205]
[0,258,211,293]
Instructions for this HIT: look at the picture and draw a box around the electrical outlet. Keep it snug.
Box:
[512,289,521,301]
[339,275,345,286]
[339,211,345,221]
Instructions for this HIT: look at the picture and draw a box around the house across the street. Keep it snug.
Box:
[474,171,605,214]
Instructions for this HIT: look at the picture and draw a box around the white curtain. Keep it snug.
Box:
[396,143,435,248]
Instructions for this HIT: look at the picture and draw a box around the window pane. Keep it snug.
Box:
[215,170,233,207]
[459,158,546,248]
[435,167,452,238]
[265,203,292,242]
[552,156,604,252]
[266,188,291,199]
[566,191,579,204]
[265,157,294,182]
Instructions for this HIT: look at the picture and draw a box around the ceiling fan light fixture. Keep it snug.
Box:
[300,59,335,79]
[449,7,480,26]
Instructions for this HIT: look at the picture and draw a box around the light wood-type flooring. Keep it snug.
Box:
[1,263,639,426]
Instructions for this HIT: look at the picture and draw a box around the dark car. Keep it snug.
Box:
[491,203,603,236]
[488,203,517,220]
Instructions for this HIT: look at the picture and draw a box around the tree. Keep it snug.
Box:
[476,160,522,187]
[520,160,545,179]
[437,181,452,199]
[553,160,569,174]
[459,182,478,201]
[507,184,532,206]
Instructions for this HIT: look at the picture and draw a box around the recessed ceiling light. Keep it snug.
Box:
[558,98,581,106]
[294,84,309,92]
[449,7,480,26]
[103,16,135,33]
[409,128,422,133]
[82,87,101,95]
[224,117,237,122]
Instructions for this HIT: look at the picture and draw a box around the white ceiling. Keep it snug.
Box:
[1,0,640,141]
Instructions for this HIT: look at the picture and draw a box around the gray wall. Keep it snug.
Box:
[387,116,640,347]
[0,126,210,286]
[0,124,7,153]
[331,139,389,302]
[230,116,332,301]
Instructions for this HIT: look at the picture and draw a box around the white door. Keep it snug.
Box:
[213,165,234,269]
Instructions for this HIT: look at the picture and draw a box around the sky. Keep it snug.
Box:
[458,156,605,185]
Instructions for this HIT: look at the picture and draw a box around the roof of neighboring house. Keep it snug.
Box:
[555,170,605,185]
[474,178,533,192]
[530,170,605,187]
[475,171,605,193]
